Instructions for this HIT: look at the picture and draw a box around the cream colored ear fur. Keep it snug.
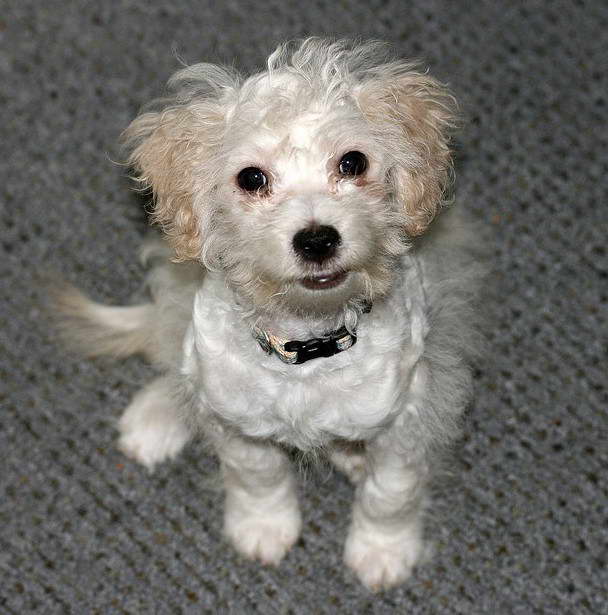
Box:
[358,69,457,235]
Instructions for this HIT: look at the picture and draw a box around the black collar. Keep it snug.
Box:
[252,303,371,365]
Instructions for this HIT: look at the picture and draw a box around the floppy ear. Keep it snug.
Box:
[357,66,457,236]
[122,67,232,261]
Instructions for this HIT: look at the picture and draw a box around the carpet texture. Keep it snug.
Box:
[1,1,606,613]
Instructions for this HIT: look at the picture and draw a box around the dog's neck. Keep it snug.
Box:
[241,297,370,365]
[239,298,365,341]
[220,275,367,340]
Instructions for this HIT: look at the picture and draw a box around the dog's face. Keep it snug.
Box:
[211,89,406,316]
[125,41,456,317]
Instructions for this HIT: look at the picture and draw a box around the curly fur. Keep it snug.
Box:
[57,38,484,591]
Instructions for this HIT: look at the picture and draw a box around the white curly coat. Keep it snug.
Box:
[58,39,484,590]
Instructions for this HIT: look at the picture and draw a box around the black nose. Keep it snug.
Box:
[292,225,341,264]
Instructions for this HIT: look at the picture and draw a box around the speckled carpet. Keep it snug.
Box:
[1,1,606,613]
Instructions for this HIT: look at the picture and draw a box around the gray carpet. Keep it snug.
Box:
[2,1,607,613]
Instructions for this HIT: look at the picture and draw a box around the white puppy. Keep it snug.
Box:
[58,39,484,591]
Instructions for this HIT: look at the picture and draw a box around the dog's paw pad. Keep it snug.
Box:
[224,510,301,566]
[344,525,424,591]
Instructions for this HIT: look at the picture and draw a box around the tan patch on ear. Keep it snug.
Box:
[358,69,457,235]
[123,107,221,261]
[394,161,446,237]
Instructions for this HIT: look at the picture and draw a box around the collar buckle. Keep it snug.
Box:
[252,303,371,365]
[283,329,356,364]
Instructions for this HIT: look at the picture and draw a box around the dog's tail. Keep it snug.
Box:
[53,284,156,359]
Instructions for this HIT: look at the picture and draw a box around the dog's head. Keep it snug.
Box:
[124,39,457,317]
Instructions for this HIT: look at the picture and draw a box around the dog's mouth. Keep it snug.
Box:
[299,270,348,291]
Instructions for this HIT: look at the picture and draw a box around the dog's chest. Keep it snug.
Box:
[182,275,426,448]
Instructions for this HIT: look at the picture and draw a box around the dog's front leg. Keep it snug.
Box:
[218,434,301,566]
[344,429,428,591]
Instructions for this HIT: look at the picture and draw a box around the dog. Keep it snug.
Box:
[57,38,484,591]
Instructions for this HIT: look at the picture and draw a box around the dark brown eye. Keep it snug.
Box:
[237,167,268,193]
[338,151,368,176]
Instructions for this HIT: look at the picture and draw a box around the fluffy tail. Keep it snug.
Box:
[53,284,156,359]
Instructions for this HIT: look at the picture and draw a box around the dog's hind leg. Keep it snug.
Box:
[328,440,367,484]
[118,375,191,471]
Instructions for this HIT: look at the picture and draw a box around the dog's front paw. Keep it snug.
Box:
[224,502,302,566]
[344,520,425,591]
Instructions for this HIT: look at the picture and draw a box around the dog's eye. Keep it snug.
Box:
[338,151,368,177]
[237,167,269,193]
